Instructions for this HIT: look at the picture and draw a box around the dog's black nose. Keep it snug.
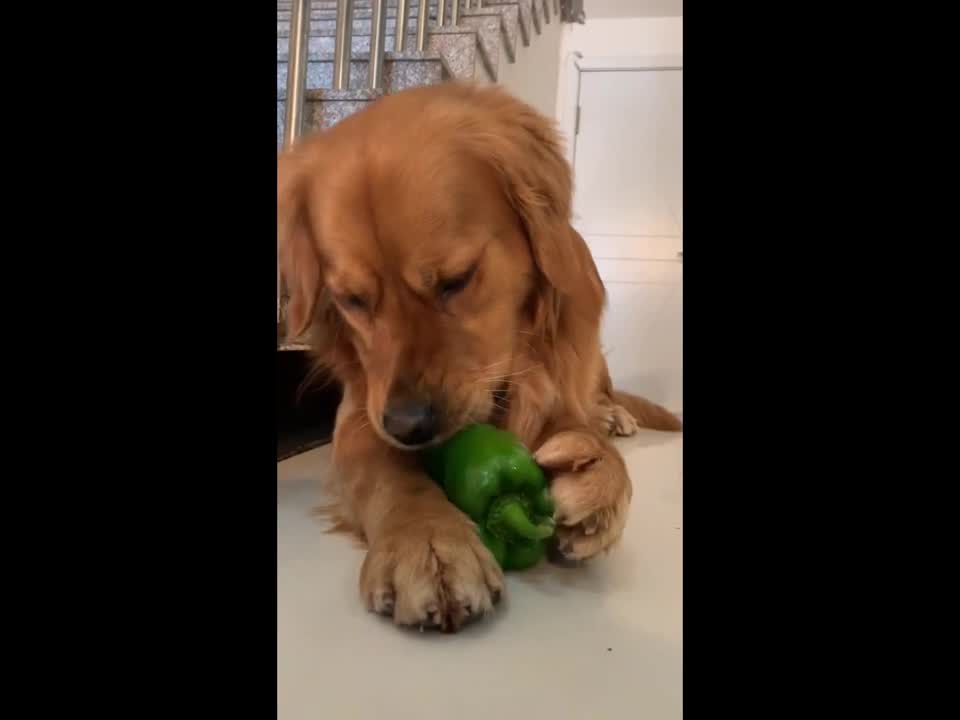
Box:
[382,400,438,446]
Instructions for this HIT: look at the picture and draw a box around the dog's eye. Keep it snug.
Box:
[438,265,476,299]
[342,293,367,311]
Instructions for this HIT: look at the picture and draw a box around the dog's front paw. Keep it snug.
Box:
[535,430,633,562]
[606,404,639,437]
[359,511,504,632]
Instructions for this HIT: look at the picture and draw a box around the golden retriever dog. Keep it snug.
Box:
[278,83,681,632]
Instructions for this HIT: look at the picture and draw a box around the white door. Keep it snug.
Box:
[573,63,683,414]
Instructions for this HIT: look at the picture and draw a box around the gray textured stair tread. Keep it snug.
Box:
[277,8,432,22]
[277,88,383,145]
[277,17,421,35]
[306,88,384,101]
[275,7,510,27]
[278,19,420,40]
[279,88,385,147]
[475,2,525,49]
[277,2,530,47]
[280,8,518,74]
[276,6,503,35]
[277,0,438,5]
[278,47,448,65]
[457,9,515,64]
[278,0,439,9]
[281,36,491,82]
[279,23,499,79]
[276,0,540,21]
[481,0,531,46]
[277,51,450,100]
[277,22,480,50]
[276,0,437,3]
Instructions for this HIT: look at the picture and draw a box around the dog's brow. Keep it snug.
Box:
[405,234,489,293]
[419,269,436,290]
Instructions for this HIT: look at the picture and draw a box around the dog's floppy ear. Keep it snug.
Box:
[459,87,607,425]
[465,89,604,322]
[277,147,322,340]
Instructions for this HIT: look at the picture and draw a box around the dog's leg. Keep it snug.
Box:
[595,360,682,434]
[333,397,504,632]
[534,428,633,562]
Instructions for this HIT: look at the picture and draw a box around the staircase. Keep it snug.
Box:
[277,0,566,347]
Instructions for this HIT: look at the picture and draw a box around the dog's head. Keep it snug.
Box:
[278,84,603,449]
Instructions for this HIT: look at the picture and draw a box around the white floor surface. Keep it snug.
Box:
[278,430,683,720]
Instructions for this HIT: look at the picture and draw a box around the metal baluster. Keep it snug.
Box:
[369,0,387,88]
[332,0,354,89]
[437,0,446,27]
[280,0,311,324]
[282,0,311,148]
[452,0,459,25]
[395,0,409,51]
[416,0,428,50]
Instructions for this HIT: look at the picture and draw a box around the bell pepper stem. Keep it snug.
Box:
[490,497,555,541]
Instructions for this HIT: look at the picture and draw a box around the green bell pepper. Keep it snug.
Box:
[422,424,555,571]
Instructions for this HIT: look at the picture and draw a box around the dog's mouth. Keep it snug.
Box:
[377,427,457,452]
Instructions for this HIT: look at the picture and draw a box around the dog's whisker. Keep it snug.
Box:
[473,358,510,374]
[475,363,543,383]
[347,417,371,441]
[476,372,539,385]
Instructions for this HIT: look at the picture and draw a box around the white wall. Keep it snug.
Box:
[554,14,684,413]
[555,16,683,121]
[503,13,684,136]
[498,10,565,121]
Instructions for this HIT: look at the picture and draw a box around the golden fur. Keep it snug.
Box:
[278,83,681,631]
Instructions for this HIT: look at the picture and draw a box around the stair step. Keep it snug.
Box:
[478,0,533,45]
[277,15,423,38]
[277,7,431,23]
[277,1,532,49]
[479,0,525,47]
[275,0,546,23]
[280,12,517,69]
[277,51,449,95]
[280,24,494,82]
[277,0,437,9]
[278,88,385,149]
[277,0,427,5]
[276,54,450,149]
[275,0,551,14]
